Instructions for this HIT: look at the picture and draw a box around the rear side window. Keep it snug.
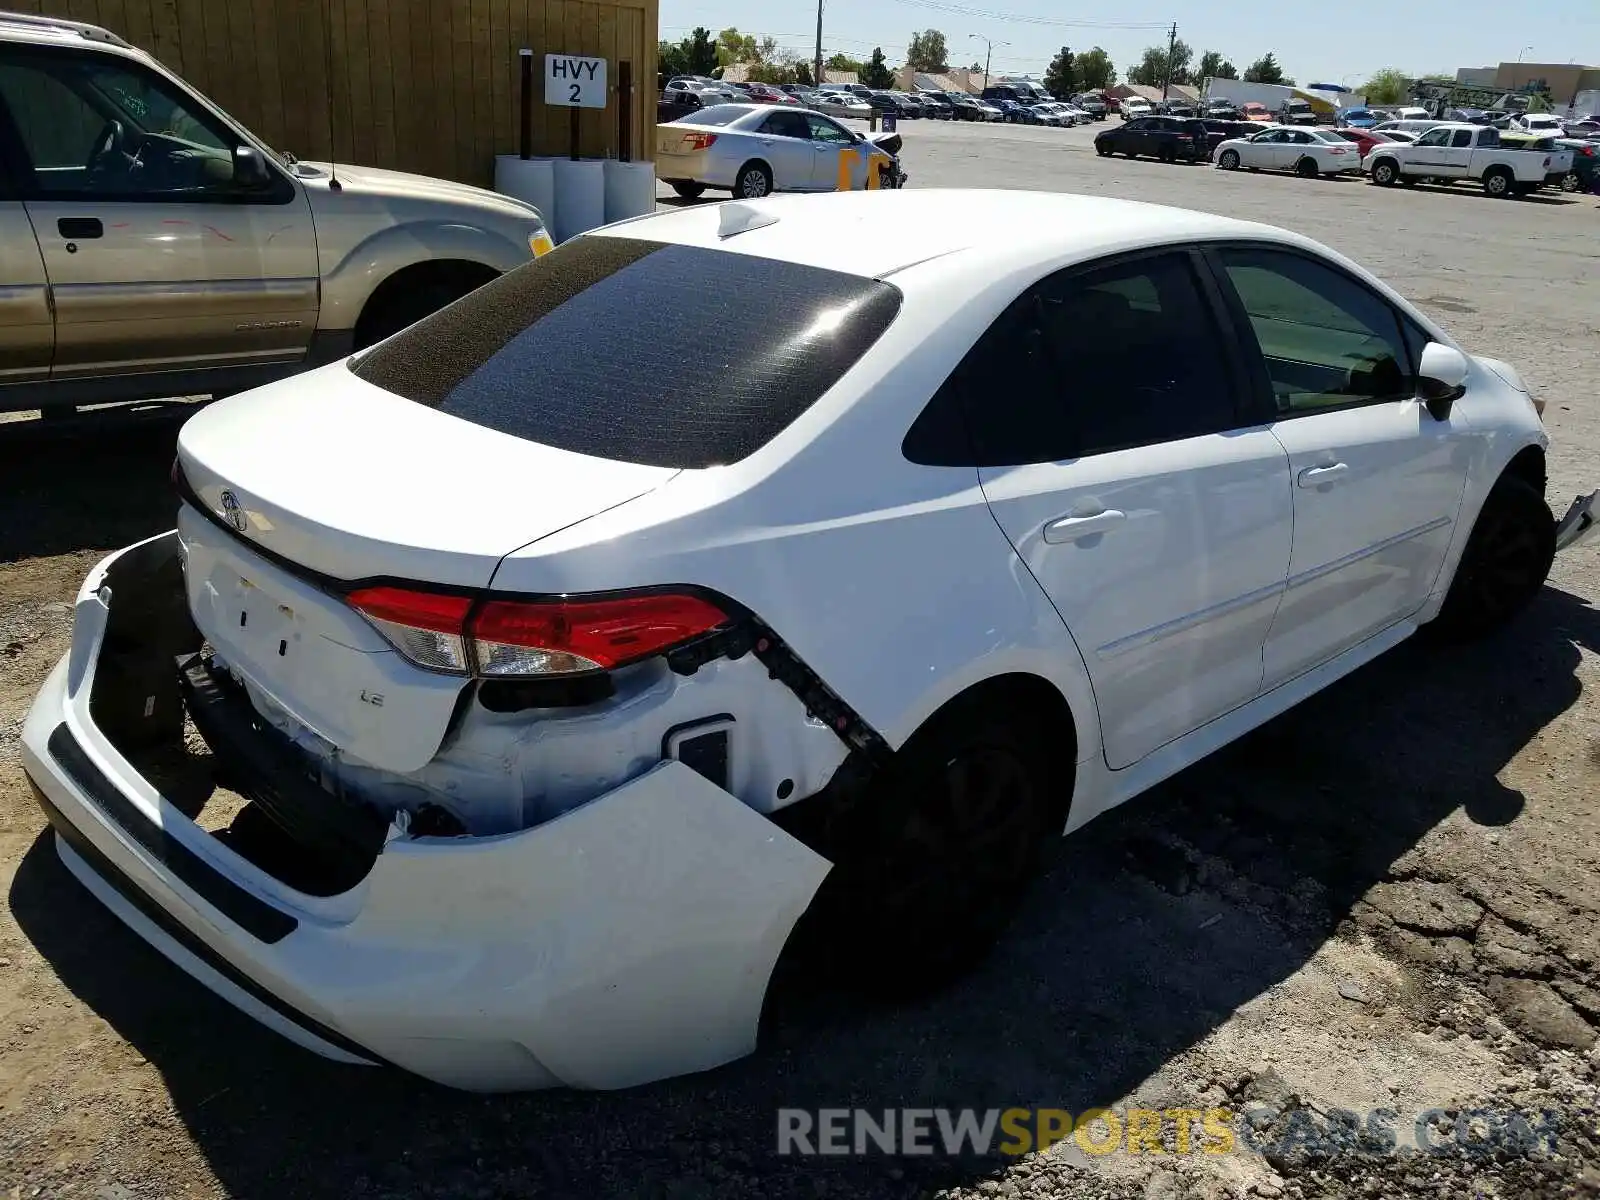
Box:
[905,252,1240,465]
[352,237,902,469]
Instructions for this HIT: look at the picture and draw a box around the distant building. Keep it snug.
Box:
[894,67,982,94]
[1456,66,1497,86]
[1476,62,1600,106]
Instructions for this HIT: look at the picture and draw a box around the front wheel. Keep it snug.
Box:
[1431,475,1555,640]
[1096,141,1112,157]
[1218,149,1241,170]
[1370,159,1398,186]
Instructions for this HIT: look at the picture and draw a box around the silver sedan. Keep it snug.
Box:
[656,104,902,199]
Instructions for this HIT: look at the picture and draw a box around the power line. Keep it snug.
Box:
[888,0,1170,30]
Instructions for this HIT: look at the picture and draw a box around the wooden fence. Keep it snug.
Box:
[22,0,658,183]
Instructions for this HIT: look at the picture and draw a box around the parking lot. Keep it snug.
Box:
[4,119,1600,1200]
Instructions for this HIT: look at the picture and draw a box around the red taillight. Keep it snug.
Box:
[473,593,730,676]
[1582,146,1595,156]
[347,587,474,673]
[345,587,730,678]
[682,132,718,151]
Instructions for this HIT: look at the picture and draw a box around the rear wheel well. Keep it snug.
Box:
[353,260,500,349]
[913,672,1079,830]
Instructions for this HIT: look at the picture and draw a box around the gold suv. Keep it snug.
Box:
[0,11,552,415]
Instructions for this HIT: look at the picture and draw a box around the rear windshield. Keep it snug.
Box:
[673,105,749,126]
[350,237,903,469]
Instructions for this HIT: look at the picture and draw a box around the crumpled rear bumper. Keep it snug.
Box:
[20,532,831,1092]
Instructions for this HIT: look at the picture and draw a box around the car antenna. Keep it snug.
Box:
[321,0,341,190]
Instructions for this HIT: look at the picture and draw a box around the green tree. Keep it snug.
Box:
[1195,50,1237,88]
[968,60,982,72]
[1242,52,1285,84]
[795,61,815,86]
[826,51,863,75]
[1360,68,1410,104]
[658,40,689,83]
[716,28,756,66]
[862,47,894,90]
[1127,38,1192,87]
[1076,47,1116,89]
[679,27,717,76]
[906,29,949,73]
[1044,46,1077,98]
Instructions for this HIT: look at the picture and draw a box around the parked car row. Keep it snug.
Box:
[1097,109,1594,199]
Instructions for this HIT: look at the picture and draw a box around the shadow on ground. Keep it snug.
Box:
[11,575,1596,1198]
[0,404,196,562]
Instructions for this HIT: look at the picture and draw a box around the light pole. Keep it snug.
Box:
[969,33,1008,92]
[1518,45,1533,62]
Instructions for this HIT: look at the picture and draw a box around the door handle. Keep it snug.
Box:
[1043,509,1127,543]
[1297,462,1349,488]
[57,217,103,239]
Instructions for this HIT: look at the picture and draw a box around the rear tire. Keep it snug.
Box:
[669,181,706,199]
[1561,172,1581,193]
[734,160,774,199]
[1431,475,1555,641]
[803,697,1064,995]
[1483,167,1513,198]
[1158,144,1176,163]
[1295,156,1319,178]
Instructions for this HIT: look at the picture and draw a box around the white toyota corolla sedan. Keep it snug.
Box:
[21,190,1595,1093]
[1214,125,1365,177]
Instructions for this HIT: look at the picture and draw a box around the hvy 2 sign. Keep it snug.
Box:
[546,54,608,108]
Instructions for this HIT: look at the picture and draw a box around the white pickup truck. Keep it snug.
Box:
[1364,123,1574,197]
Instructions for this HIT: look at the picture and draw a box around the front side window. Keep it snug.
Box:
[806,114,852,143]
[0,49,262,199]
[1415,128,1451,147]
[905,252,1239,465]
[1216,246,1413,415]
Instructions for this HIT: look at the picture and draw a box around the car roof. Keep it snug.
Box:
[597,189,1288,282]
[0,9,133,49]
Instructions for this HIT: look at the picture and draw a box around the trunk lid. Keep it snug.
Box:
[176,364,676,774]
[177,363,677,587]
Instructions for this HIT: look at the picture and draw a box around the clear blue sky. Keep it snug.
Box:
[660,0,1599,89]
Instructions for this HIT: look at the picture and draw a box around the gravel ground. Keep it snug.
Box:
[4,121,1599,1200]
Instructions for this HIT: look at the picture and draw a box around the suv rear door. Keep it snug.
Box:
[0,104,50,390]
[0,44,318,391]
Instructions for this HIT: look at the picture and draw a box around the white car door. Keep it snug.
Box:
[960,249,1293,769]
[751,109,814,189]
[803,113,860,190]
[1206,244,1470,688]
[1407,125,1454,171]
[1246,130,1288,168]
[1434,127,1476,176]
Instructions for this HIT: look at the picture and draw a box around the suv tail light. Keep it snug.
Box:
[346,586,731,678]
[681,132,718,151]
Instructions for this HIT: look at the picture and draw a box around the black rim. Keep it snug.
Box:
[1460,509,1545,623]
[875,744,1038,922]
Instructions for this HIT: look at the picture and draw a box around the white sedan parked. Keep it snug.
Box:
[22,190,1594,1093]
[1214,125,1364,176]
[811,90,873,120]
[656,104,901,198]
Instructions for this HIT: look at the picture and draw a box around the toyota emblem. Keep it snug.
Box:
[218,489,248,533]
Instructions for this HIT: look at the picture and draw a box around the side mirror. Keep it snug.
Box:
[1418,342,1469,420]
[232,145,271,189]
